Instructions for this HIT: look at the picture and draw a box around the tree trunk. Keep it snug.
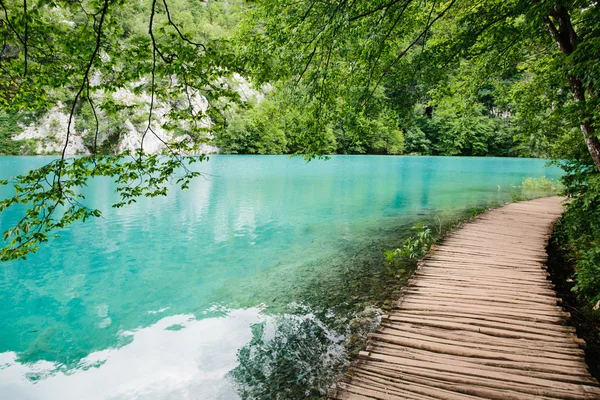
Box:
[569,76,600,170]
[581,123,600,171]
[544,4,600,171]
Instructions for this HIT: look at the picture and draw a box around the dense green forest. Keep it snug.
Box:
[0,0,565,158]
[1,1,600,308]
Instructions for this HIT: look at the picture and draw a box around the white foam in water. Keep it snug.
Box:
[0,308,265,400]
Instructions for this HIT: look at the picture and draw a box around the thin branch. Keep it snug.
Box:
[61,0,110,163]
[438,9,515,71]
[23,0,27,76]
[161,0,206,51]
[365,0,413,87]
[141,0,191,172]
[141,0,159,153]
[296,45,317,85]
[365,0,457,104]
[0,0,25,45]
[349,0,408,22]
[86,79,100,156]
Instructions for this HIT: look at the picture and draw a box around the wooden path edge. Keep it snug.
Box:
[328,196,600,400]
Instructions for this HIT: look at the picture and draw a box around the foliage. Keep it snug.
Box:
[431,101,512,156]
[239,0,600,309]
[0,0,246,259]
[338,109,405,155]
[218,98,288,154]
[217,87,405,155]
[385,222,436,268]
[2,0,600,260]
[241,0,600,163]
[404,125,432,155]
[553,164,600,306]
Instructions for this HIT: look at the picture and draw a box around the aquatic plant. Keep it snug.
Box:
[230,304,382,400]
[230,313,348,400]
[385,222,436,270]
[522,176,564,192]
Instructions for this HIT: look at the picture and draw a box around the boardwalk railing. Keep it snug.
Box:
[328,196,600,400]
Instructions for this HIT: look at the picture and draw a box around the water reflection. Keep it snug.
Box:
[231,305,380,400]
[0,309,263,400]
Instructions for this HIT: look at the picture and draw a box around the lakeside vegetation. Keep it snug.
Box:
[1,0,599,329]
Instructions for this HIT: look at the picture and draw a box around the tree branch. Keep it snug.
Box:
[61,0,110,163]
[365,0,457,104]
[349,0,409,22]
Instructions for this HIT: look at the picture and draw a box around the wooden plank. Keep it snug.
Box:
[348,374,489,400]
[426,254,546,269]
[368,333,584,368]
[397,310,576,334]
[370,328,585,361]
[395,302,568,324]
[409,281,558,298]
[402,286,560,303]
[360,351,597,386]
[420,263,550,276]
[368,342,591,377]
[396,300,571,321]
[442,237,547,252]
[434,248,548,262]
[357,363,576,400]
[336,380,436,400]
[379,322,583,351]
[397,297,564,316]
[353,369,559,400]
[402,289,561,307]
[414,269,553,289]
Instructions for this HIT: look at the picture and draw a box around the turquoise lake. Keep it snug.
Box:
[0,155,563,399]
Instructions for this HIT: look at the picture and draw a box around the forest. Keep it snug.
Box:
[1,0,600,317]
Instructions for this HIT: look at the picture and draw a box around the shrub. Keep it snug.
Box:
[385,222,436,269]
[554,164,600,307]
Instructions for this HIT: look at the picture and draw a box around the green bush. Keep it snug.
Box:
[554,165,600,306]
[218,99,288,154]
[218,90,405,156]
[385,222,436,268]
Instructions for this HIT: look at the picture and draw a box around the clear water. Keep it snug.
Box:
[0,155,563,399]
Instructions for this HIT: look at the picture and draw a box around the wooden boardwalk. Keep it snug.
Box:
[328,196,600,400]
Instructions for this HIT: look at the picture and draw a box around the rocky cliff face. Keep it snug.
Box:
[9,73,264,156]
[12,105,88,155]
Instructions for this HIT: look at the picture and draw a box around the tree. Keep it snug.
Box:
[246,0,600,169]
[217,98,288,154]
[538,2,600,169]
[0,0,243,260]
